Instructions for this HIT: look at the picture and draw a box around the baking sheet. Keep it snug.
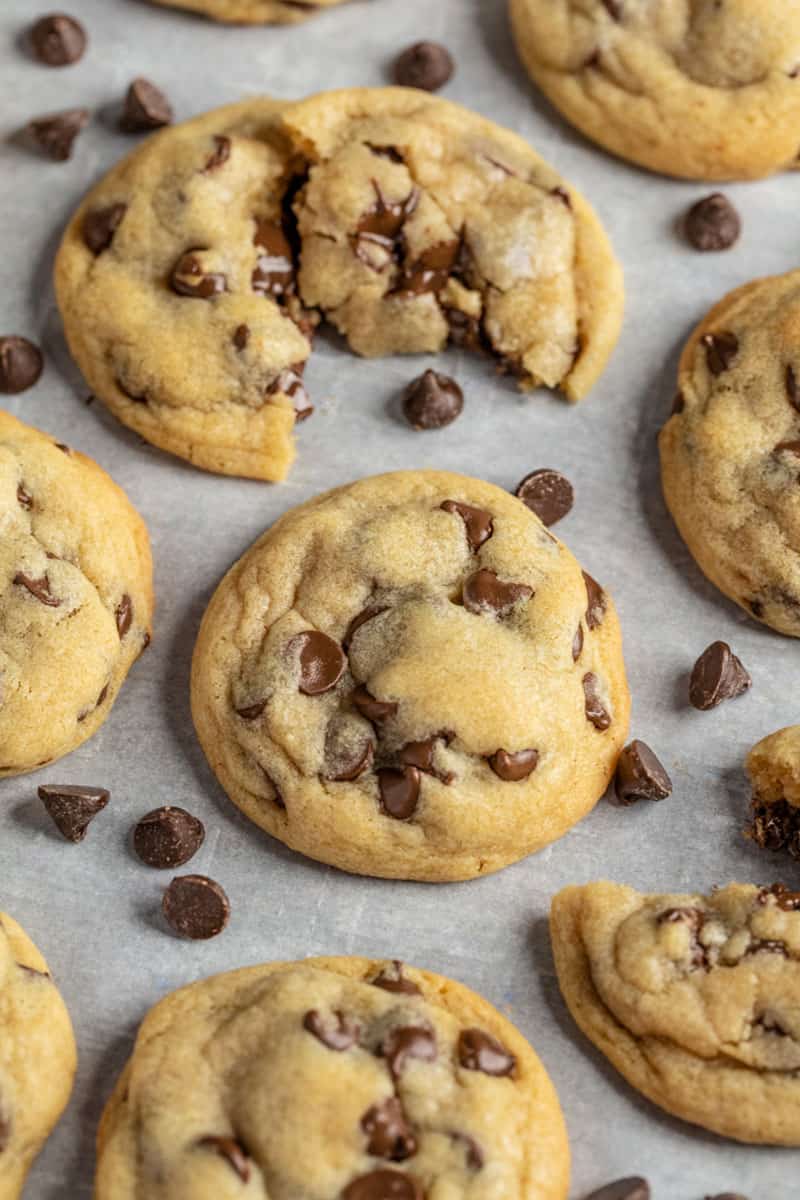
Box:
[2,0,800,1195]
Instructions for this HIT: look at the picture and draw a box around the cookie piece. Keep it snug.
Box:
[55,89,623,482]
[746,725,800,860]
[191,470,630,881]
[0,912,77,1199]
[0,411,153,776]
[552,880,800,1144]
[148,0,349,24]
[660,271,800,636]
[509,0,800,181]
[94,955,569,1199]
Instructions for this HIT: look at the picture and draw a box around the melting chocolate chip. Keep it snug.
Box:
[446,307,482,349]
[290,631,346,695]
[303,1009,361,1050]
[0,336,43,393]
[342,1170,423,1200]
[552,186,572,208]
[614,741,672,805]
[380,1023,437,1080]
[787,364,799,411]
[362,1097,417,1160]
[684,193,740,251]
[0,1105,11,1153]
[266,366,312,421]
[601,0,622,17]
[120,78,173,133]
[133,807,205,868]
[583,673,611,731]
[115,594,133,638]
[583,572,607,629]
[671,390,685,415]
[440,500,493,550]
[584,1180,650,1200]
[759,882,800,909]
[324,722,374,782]
[462,569,532,617]
[749,801,800,860]
[689,641,751,710]
[488,748,539,782]
[233,323,249,350]
[162,875,230,939]
[402,370,463,430]
[197,1136,251,1183]
[30,13,86,65]
[572,624,584,662]
[702,331,738,375]
[353,685,398,723]
[344,605,389,652]
[774,439,800,457]
[372,961,421,995]
[38,783,109,842]
[393,41,454,91]
[452,1132,484,1170]
[515,469,574,526]
[13,572,60,607]
[395,239,459,296]
[354,181,419,270]
[170,250,226,299]
[83,203,127,255]
[17,483,34,510]
[204,135,230,171]
[378,767,420,820]
[235,699,266,720]
[397,737,453,784]
[252,220,294,295]
[457,1028,515,1076]
[26,107,88,160]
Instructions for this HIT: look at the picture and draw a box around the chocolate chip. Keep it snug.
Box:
[266,367,313,422]
[447,308,482,349]
[371,961,421,995]
[303,1009,361,1050]
[344,605,389,651]
[120,78,173,133]
[601,0,622,16]
[583,571,607,629]
[380,1023,437,1080]
[0,336,43,393]
[204,135,230,171]
[583,673,611,730]
[684,193,740,251]
[393,41,454,91]
[774,439,800,457]
[197,1136,251,1183]
[252,220,294,296]
[324,721,374,782]
[572,625,584,662]
[115,594,133,638]
[402,369,463,430]
[235,699,266,720]
[342,1170,422,1200]
[170,250,226,299]
[0,1105,11,1153]
[13,572,60,607]
[689,641,751,710]
[133,807,205,868]
[161,875,230,939]
[26,107,89,161]
[787,364,799,411]
[440,500,493,550]
[671,390,685,415]
[451,1131,483,1170]
[515,469,574,526]
[38,783,109,842]
[353,685,398,723]
[703,1195,749,1200]
[395,239,459,296]
[233,324,249,350]
[17,483,34,510]
[397,737,453,783]
[362,1097,417,1161]
[702,331,738,375]
[378,767,420,819]
[584,1180,650,1200]
[30,13,86,65]
[462,569,532,617]
[614,741,672,805]
[457,1028,515,1076]
[83,203,127,254]
[290,631,346,695]
[488,748,539,782]
[749,800,800,858]
[760,882,800,909]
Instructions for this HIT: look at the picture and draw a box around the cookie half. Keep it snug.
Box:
[0,912,77,1199]
[191,470,630,881]
[94,955,569,1199]
[55,88,623,482]
[552,880,800,1144]
[0,411,153,775]
[660,271,800,637]
[148,0,349,22]
[509,0,800,180]
[747,725,800,861]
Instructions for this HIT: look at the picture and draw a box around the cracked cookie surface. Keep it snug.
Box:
[0,411,153,776]
[149,0,349,23]
[0,912,77,1200]
[660,271,800,637]
[509,0,800,180]
[552,880,800,1144]
[55,89,623,482]
[94,955,569,1200]
[190,470,629,881]
[747,725,800,861]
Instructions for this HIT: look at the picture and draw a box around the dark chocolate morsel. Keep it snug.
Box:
[371,961,422,996]
[290,631,346,695]
[378,767,420,819]
[583,673,611,730]
[303,1008,361,1051]
[116,594,133,638]
[0,337,43,394]
[457,1028,515,1076]
[684,193,741,252]
[614,741,672,805]
[393,41,454,91]
[488,748,539,782]
[702,331,738,375]
[30,13,87,65]
[26,107,88,161]
[352,685,398,722]
[161,875,230,939]
[13,572,60,607]
[133,807,205,868]
[380,1023,437,1080]
[515,469,574,526]
[463,569,532,617]
[362,1096,417,1161]
[689,641,751,711]
[582,571,607,629]
[342,1170,423,1200]
[120,78,173,133]
[83,203,127,255]
[403,370,463,430]
[440,500,493,551]
[38,783,109,842]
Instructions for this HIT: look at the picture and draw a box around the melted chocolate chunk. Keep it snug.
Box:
[395,239,459,296]
[17,483,34,510]
[170,250,226,299]
[13,572,60,607]
[303,1009,361,1050]
[362,1097,417,1160]
[380,1023,437,1080]
[457,1028,515,1076]
[353,685,398,723]
[488,748,539,782]
[702,331,739,375]
[446,307,483,349]
[750,801,800,860]
[26,107,88,161]
[572,624,584,662]
[252,220,295,296]
[0,337,43,394]
[83,203,127,255]
[204,135,231,171]
[344,605,389,651]
[582,571,606,629]
[402,370,463,430]
[290,631,346,695]
[583,673,611,731]
[162,875,230,940]
[440,500,493,550]
[371,961,421,996]
[235,699,266,721]
[197,1136,251,1183]
[397,736,453,784]
[462,569,532,617]
[759,882,800,909]
[515,469,574,527]
[120,78,173,133]
[324,724,374,782]
[266,366,312,421]
[38,784,109,842]
[116,594,133,638]
[689,641,751,711]
[342,1170,423,1200]
[378,767,420,819]
[614,741,672,805]
[133,807,205,868]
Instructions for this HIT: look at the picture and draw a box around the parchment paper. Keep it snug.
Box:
[2,1,799,1195]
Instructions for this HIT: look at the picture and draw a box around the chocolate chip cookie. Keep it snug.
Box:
[509,0,800,180]
[55,89,623,482]
[94,955,570,1199]
[747,725,800,861]
[149,0,348,23]
[0,411,153,776]
[0,912,77,1199]
[660,271,800,637]
[191,470,630,881]
[551,880,800,1144]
